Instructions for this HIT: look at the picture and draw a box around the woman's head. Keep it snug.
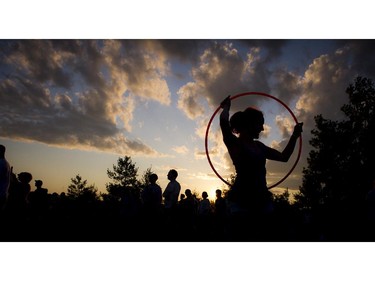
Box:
[230,107,264,138]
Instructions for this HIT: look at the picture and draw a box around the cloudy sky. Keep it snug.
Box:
[1,39,375,198]
[2,0,375,278]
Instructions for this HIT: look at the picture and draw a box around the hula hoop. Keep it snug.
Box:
[205,92,302,189]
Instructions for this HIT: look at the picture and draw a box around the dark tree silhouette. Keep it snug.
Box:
[139,167,154,188]
[67,174,98,201]
[295,76,375,213]
[273,189,291,206]
[106,156,140,201]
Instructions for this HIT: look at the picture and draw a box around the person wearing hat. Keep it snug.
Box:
[33,180,48,198]
[29,179,49,218]
[35,180,46,191]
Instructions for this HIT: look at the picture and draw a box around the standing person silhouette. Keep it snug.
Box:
[29,180,49,219]
[162,169,181,211]
[214,189,227,219]
[140,173,162,238]
[219,95,303,239]
[0,145,11,212]
[141,173,162,213]
[162,169,181,232]
[198,191,211,216]
[8,172,33,211]
[214,189,227,239]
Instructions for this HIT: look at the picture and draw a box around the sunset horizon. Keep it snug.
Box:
[2,39,371,199]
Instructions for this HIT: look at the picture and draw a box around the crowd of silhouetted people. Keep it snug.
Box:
[2,144,375,242]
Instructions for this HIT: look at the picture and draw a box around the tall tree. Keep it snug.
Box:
[295,77,375,209]
[106,156,140,200]
[341,76,375,187]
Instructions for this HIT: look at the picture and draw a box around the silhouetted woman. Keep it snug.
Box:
[219,95,302,237]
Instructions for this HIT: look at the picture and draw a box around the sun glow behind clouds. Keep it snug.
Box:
[2,39,375,197]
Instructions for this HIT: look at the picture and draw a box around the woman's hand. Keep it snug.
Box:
[292,122,303,138]
[220,95,231,110]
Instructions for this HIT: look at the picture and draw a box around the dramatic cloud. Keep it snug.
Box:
[2,39,375,190]
[0,40,172,156]
[177,82,205,120]
[272,69,303,105]
[176,40,288,118]
[177,42,266,119]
